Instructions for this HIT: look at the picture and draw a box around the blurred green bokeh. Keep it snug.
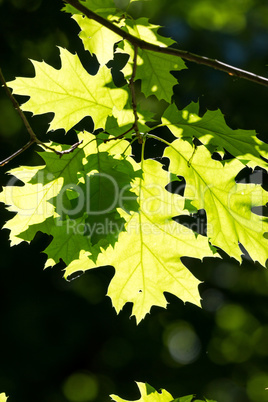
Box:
[1,1,268,402]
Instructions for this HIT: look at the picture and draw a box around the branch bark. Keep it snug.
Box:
[0,68,83,167]
[0,68,38,143]
[65,0,268,88]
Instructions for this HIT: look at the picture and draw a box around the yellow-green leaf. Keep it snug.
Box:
[7,47,128,132]
[165,139,268,265]
[0,166,63,245]
[110,382,173,402]
[135,50,186,102]
[162,102,268,170]
[65,158,217,323]
[118,19,186,101]
[73,14,122,65]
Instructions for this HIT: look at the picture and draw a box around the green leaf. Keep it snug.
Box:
[20,215,93,268]
[162,102,268,170]
[165,139,268,265]
[118,18,186,101]
[135,50,186,102]
[62,0,116,15]
[0,165,63,246]
[0,138,93,246]
[0,138,94,246]
[105,103,153,137]
[110,382,174,402]
[32,143,85,186]
[0,394,8,402]
[80,146,141,248]
[72,13,123,65]
[1,133,141,266]
[79,0,116,11]
[7,47,128,133]
[65,157,217,323]
[125,18,175,47]
[110,383,217,402]
[83,0,115,9]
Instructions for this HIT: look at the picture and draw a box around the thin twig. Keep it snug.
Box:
[41,139,83,156]
[0,68,38,142]
[58,139,83,156]
[129,45,142,142]
[64,0,268,87]
[0,68,83,167]
[0,140,34,167]
[103,126,135,143]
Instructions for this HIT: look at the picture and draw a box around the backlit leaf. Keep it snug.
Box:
[72,13,122,65]
[65,157,217,323]
[0,165,63,245]
[162,102,268,170]
[135,50,186,102]
[1,133,140,266]
[124,18,175,47]
[62,0,116,15]
[1,0,267,331]
[111,382,173,402]
[7,47,128,133]
[110,382,217,402]
[105,103,153,137]
[20,215,93,268]
[165,139,268,265]
[117,18,186,101]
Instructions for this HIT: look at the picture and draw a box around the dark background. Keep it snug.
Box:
[1,0,268,401]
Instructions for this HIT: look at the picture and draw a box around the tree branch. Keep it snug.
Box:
[65,0,268,87]
[0,140,34,167]
[0,68,38,143]
[0,68,83,167]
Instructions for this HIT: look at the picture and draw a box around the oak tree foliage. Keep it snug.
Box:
[2,0,268,400]
[1,0,267,335]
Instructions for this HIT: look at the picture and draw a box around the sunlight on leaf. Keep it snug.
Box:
[165,139,268,265]
[111,382,174,402]
[73,13,122,65]
[135,50,186,102]
[0,165,63,245]
[162,102,268,170]
[62,0,116,15]
[117,18,186,101]
[2,133,141,265]
[65,157,217,323]
[7,47,128,132]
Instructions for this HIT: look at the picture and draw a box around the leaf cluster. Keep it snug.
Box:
[1,0,268,325]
